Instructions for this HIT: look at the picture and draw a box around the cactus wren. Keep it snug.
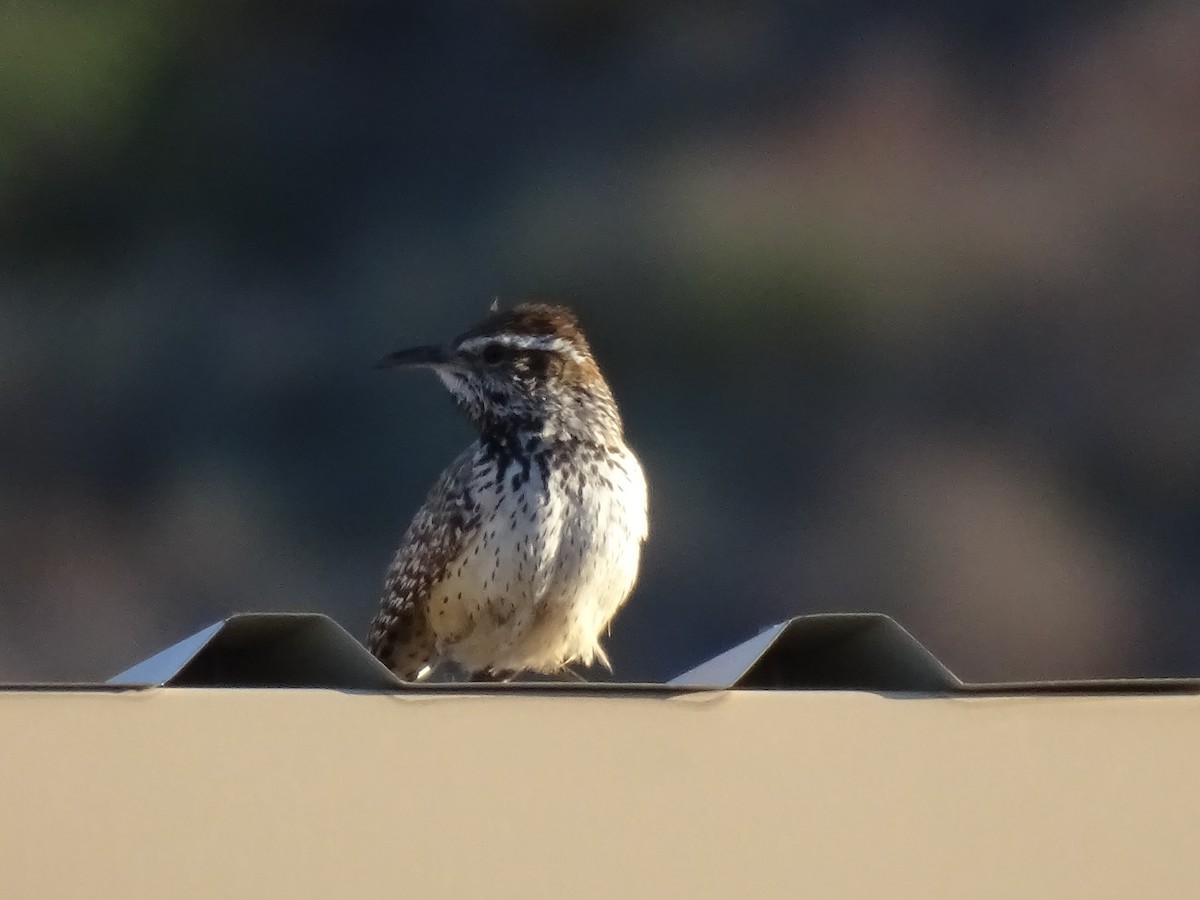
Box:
[367,302,649,681]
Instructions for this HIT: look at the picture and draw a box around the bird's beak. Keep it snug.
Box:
[375,344,451,370]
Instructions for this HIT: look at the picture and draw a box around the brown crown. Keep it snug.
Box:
[455,302,592,356]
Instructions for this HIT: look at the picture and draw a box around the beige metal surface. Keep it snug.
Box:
[1,688,1196,899]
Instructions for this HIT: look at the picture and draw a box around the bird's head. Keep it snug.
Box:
[378,302,622,443]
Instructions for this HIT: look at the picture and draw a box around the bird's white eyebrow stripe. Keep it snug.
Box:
[457,333,581,360]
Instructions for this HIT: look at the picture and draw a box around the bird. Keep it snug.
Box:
[366,301,649,682]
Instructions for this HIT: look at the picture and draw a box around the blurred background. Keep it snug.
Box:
[2,0,1198,683]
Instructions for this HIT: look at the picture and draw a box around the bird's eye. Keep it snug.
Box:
[526,351,548,377]
[482,344,504,364]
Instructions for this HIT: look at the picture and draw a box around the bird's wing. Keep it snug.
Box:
[367,448,479,679]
